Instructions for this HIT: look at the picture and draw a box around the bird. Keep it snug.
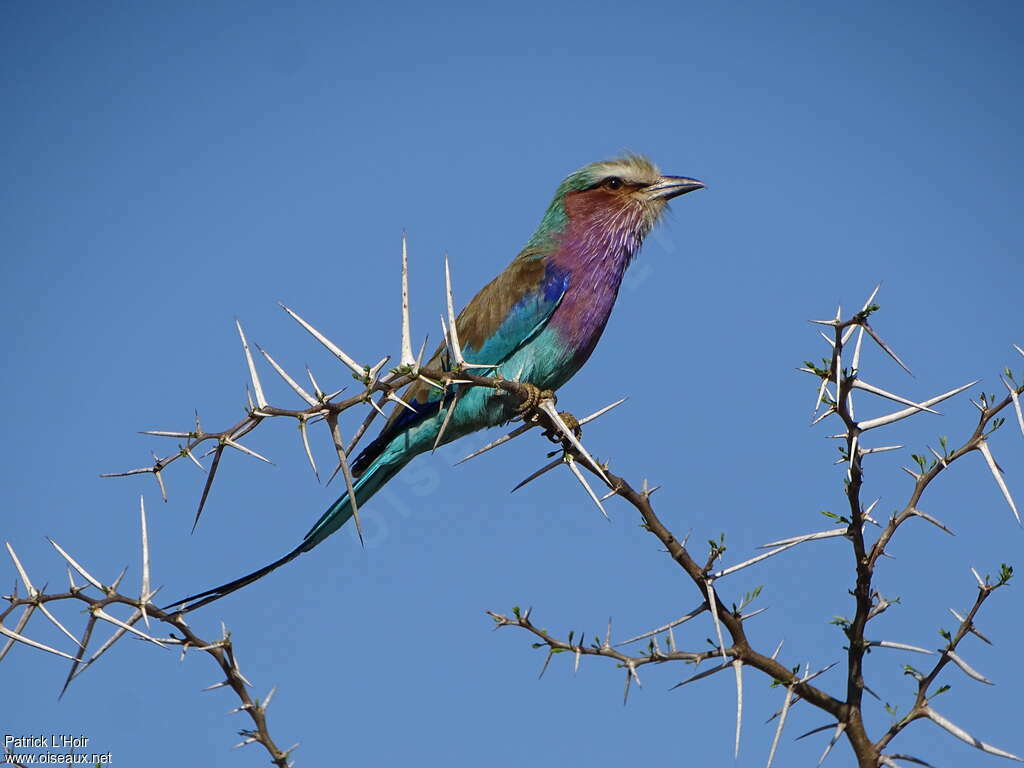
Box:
[168,154,703,612]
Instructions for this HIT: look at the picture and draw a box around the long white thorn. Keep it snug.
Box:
[0,622,76,660]
[850,325,866,374]
[432,387,460,452]
[223,438,273,465]
[455,423,534,465]
[863,323,913,376]
[977,440,1020,525]
[944,649,993,685]
[0,605,35,662]
[305,366,324,400]
[924,708,1023,761]
[280,303,364,378]
[812,376,830,417]
[5,542,35,596]
[850,379,940,413]
[766,683,796,768]
[971,566,986,588]
[511,456,563,493]
[400,231,415,368]
[909,507,955,536]
[565,456,608,520]
[734,660,744,758]
[92,608,166,648]
[537,400,610,486]
[1000,376,1024,438]
[443,254,466,368]
[47,539,103,591]
[705,580,727,663]
[235,319,267,409]
[818,722,846,765]
[387,390,418,413]
[858,381,979,431]
[258,345,318,406]
[140,496,151,628]
[326,416,362,546]
[671,660,731,689]
[868,640,933,654]
[713,539,805,579]
[616,603,706,646]
[579,397,628,425]
[36,602,82,648]
[298,419,319,482]
[759,528,848,548]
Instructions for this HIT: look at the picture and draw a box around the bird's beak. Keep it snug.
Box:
[643,175,705,201]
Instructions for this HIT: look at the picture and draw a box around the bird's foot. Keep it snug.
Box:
[514,382,554,416]
[543,410,582,443]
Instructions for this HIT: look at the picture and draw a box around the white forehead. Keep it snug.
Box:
[588,154,661,186]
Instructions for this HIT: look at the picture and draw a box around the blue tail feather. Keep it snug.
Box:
[165,451,410,613]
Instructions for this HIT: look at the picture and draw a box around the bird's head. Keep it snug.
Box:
[528,154,703,254]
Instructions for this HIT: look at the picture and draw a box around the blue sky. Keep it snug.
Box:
[2,2,1022,766]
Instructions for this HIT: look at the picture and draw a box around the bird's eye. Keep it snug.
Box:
[604,177,623,190]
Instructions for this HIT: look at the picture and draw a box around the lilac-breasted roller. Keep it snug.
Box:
[171,154,702,612]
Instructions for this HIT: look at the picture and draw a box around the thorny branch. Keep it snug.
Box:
[6,230,1022,768]
[488,287,1022,767]
[1,501,296,767]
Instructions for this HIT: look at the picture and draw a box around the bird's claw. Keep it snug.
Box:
[543,411,581,443]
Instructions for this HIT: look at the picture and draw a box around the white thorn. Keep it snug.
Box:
[223,437,273,465]
[705,580,727,663]
[868,640,933,654]
[977,440,1020,525]
[280,303,364,377]
[5,542,35,596]
[258,345,318,406]
[858,381,979,431]
[971,567,986,588]
[616,603,707,646]
[733,660,744,758]
[863,323,913,376]
[443,255,466,368]
[140,496,151,629]
[92,608,166,648]
[759,527,848,548]
[850,379,940,413]
[565,456,608,520]
[1000,376,1024,438]
[455,423,534,465]
[818,722,846,765]
[400,231,416,368]
[511,456,563,492]
[235,319,267,409]
[36,602,83,649]
[945,649,993,685]
[578,397,628,425]
[713,539,805,579]
[433,387,460,452]
[766,683,796,768]
[924,708,1023,761]
[47,539,103,591]
[305,366,324,399]
[0,621,76,660]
